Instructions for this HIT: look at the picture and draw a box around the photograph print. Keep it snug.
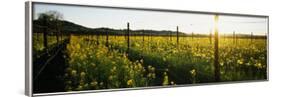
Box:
[31,2,268,94]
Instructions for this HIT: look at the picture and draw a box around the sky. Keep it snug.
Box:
[33,3,268,35]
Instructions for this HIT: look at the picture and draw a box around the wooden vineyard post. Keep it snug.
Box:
[223,34,226,41]
[150,31,152,48]
[36,32,39,41]
[60,21,63,43]
[142,31,145,59]
[142,31,145,46]
[235,31,237,44]
[43,31,48,48]
[233,31,235,44]
[127,22,130,54]
[251,32,253,43]
[176,26,179,45]
[191,32,194,40]
[68,32,71,41]
[106,30,109,47]
[59,27,62,44]
[150,31,152,42]
[96,32,99,45]
[56,21,59,44]
[214,14,220,82]
[209,30,212,44]
[170,31,172,41]
[43,19,48,49]
[134,30,137,40]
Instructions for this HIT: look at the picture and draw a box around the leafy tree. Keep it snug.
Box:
[37,11,64,48]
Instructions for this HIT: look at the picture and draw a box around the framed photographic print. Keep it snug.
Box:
[25,1,268,96]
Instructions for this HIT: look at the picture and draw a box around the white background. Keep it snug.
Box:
[0,0,280,97]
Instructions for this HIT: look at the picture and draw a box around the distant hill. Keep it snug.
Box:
[33,20,185,35]
[32,19,266,39]
[33,20,90,34]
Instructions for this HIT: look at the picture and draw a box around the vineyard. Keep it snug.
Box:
[33,31,267,93]
[63,34,266,91]
[32,11,267,93]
